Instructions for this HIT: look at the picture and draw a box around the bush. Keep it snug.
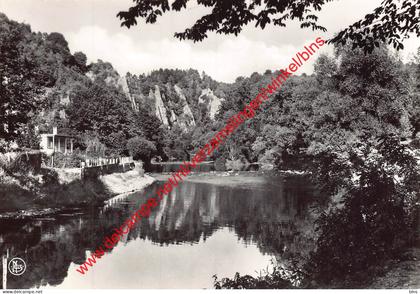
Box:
[225,157,249,171]
[304,177,414,287]
[302,136,420,287]
[44,149,84,168]
[41,168,59,186]
[15,124,40,149]
[127,137,156,163]
[84,136,106,157]
[214,157,226,171]
[213,268,294,289]
[0,152,42,174]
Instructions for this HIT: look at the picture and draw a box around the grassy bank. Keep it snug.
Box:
[0,167,155,216]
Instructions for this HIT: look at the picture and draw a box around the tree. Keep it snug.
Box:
[127,136,157,168]
[407,46,420,138]
[118,0,330,41]
[72,52,88,73]
[0,13,43,147]
[134,106,167,155]
[117,0,419,52]
[331,0,420,53]
[45,32,73,65]
[210,44,420,288]
[88,59,121,87]
[162,125,192,160]
[66,81,139,154]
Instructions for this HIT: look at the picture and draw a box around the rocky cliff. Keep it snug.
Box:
[198,88,222,120]
[122,70,223,131]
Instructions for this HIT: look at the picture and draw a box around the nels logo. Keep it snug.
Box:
[7,257,27,276]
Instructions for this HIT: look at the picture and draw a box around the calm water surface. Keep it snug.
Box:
[0,174,315,289]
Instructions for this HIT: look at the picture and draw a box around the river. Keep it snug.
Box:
[0,173,317,289]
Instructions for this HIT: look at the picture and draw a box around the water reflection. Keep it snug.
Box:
[149,162,215,173]
[0,175,315,289]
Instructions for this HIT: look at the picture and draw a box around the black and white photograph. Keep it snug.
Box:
[0,0,419,291]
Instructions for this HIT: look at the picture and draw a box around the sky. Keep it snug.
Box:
[0,0,418,83]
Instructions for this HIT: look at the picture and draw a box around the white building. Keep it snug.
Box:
[39,127,75,156]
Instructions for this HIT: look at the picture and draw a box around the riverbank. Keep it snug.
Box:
[100,169,155,194]
[0,167,155,218]
[151,170,308,186]
[369,247,420,288]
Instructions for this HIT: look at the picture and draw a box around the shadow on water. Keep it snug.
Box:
[0,174,317,289]
[148,161,261,173]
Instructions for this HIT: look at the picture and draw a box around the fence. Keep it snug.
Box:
[80,156,135,179]
[81,156,133,168]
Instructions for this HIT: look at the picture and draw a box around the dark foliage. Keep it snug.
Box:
[330,0,420,53]
[117,0,331,41]
[213,268,294,289]
[117,0,419,53]
[66,81,140,154]
[303,135,419,287]
[0,14,44,145]
[127,136,157,163]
